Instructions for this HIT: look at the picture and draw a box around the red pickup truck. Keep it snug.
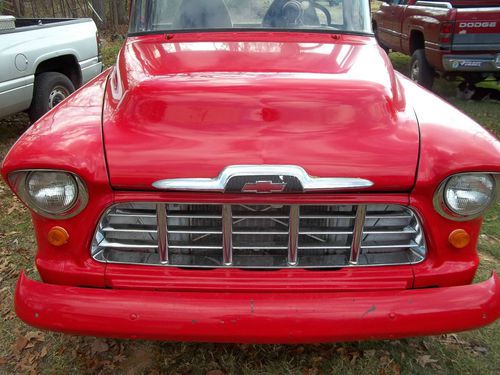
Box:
[2,0,500,343]
[373,0,500,88]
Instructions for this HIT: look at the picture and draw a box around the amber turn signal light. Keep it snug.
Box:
[48,226,69,247]
[448,229,470,249]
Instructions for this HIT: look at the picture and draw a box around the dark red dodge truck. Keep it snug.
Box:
[373,0,500,88]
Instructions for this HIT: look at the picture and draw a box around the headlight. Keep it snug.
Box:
[434,173,497,220]
[8,170,88,219]
[26,172,78,214]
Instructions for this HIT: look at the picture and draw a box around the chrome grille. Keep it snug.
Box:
[92,203,426,268]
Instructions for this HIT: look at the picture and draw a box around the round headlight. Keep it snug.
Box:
[26,172,78,214]
[435,173,497,220]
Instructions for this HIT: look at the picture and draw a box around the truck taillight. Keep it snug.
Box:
[439,22,454,44]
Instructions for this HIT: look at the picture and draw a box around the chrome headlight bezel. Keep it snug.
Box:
[8,169,89,219]
[433,172,498,221]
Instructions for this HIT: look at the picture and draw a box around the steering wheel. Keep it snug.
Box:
[311,1,332,26]
[263,0,333,28]
[281,0,305,26]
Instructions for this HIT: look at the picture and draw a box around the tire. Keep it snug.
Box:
[410,49,435,90]
[29,72,75,122]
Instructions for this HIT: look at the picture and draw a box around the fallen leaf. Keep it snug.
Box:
[421,340,431,351]
[40,346,48,358]
[311,356,324,365]
[303,368,319,375]
[113,354,126,363]
[438,334,467,346]
[25,331,45,342]
[416,354,438,368]
[351,351,359,365]
[12,336,29,355]
[363,349,376,358]
[91,339,109,354]
[472,346,489,355]
[379,355,391,366]
[206,371,225,375]
[390,363,401,375]
[0,357,7,365]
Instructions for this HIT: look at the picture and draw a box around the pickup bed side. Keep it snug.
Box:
[0,18,103,121]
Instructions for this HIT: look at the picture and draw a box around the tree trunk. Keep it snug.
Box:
[65,0,77,18]
[117,0,129,25]
[111,0,119,30]
[91,0,107,26]
[50,0,56,17]
[13,0,23,16]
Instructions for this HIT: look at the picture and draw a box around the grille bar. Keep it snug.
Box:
[288,205,300,266]
[99,239,158,249]
[156,203,168,264]
[222,204,233,266]
[168,228,223,234]
[350,205,366,265]
[92,203,427,268]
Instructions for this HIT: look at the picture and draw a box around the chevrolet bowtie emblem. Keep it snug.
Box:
[241,180,287,194]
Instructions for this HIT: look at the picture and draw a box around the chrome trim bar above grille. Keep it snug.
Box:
[152,165,374,193]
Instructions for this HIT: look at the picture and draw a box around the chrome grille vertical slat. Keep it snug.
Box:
[288,205,300,266]
[349,205,367,265]
[156,203,168,264]
[222,204,233,266]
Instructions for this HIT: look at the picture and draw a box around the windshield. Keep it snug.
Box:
[130,0,372,34]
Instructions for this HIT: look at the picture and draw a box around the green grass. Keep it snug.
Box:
[101,39,124,68]
[0,47,498,375]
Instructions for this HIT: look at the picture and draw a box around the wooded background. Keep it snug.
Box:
[0,0,130,29]
[0,1,382,31]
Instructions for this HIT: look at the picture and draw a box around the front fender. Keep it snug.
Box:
[1,69,113,287]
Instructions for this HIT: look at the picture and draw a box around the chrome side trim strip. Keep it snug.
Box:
[456,7,500,13]
[288,205,300,266]
[415,1,452,9]
[349,205,367,265]
[153,165,374,193]
[222,204,233,266]
[156,203,169,264]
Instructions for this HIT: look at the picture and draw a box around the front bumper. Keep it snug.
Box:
[15,272,500,343]
[443,53,500,72]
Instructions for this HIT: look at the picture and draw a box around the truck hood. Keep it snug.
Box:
[103,33,419,192]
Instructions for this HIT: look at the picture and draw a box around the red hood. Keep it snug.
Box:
[103,33,419,192]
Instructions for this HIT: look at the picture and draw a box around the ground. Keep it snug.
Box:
[0,44,499,374]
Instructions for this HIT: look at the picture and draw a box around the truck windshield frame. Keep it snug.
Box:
[128,0,373,36]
